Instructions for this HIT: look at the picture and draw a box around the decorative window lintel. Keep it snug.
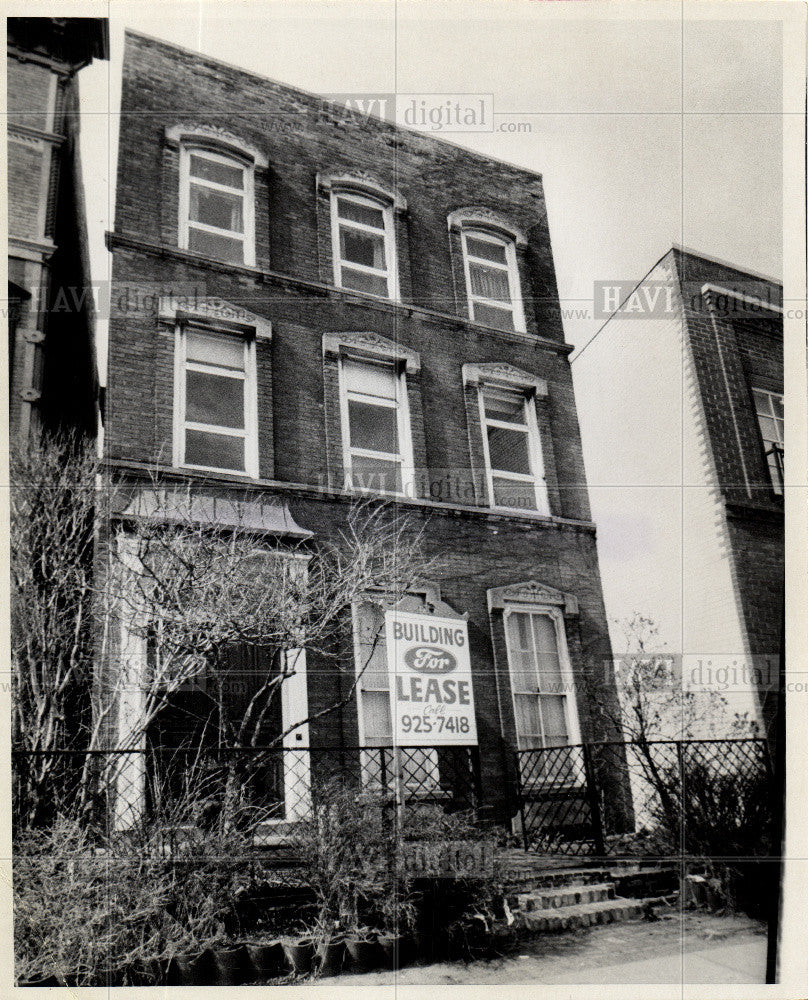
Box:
[488,580,579,616]
[158,296,272,342]
[164,124,268,169]
[317,171,406,212]
[463,362,547,396]
[323,331,420,372]
[448,207,527,248]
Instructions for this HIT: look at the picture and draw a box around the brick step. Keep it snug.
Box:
[505,867,613,891]
[517,881,616,911]
[515,896,645,933]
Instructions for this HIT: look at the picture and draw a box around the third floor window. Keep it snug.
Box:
[753,387,784,495]
[461,229,525,333]
[330,191,398,300]
[179,147,255,266]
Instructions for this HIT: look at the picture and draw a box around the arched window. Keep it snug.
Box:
[448,208,527,333]
[330,189,398,299]
[461,228,524,332]
[178,143,255,265]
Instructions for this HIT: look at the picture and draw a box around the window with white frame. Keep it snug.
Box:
[175,326,257,476]
[504,608,578,750]
[480,386,548,512]
[353,599,439,789]
[179,147,254,265]
[339,357,412,495]
[752,388,784,494]
[461,229,525,332]
[330,191,397,299]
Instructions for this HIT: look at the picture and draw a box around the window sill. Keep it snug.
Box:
[105,232,574,355]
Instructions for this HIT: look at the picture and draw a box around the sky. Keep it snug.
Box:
[78,0,786,383]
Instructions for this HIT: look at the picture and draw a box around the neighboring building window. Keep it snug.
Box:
[461,229,525,332]
[353,600,439,789]
[179,147,254,265]
[480,386,548,512]
[339,357,412,495]
[330,191,398,299]
[753,388,784,494]
[504,608,577,750]
[175,326,258,476]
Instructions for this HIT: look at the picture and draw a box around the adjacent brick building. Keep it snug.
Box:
[7,17,108,442]
[574,247,783,738]
[104,31,624,832]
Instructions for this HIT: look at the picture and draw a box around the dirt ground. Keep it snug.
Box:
[324,910,768,986]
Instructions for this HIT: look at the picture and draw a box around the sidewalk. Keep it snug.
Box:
[332,912,767,986]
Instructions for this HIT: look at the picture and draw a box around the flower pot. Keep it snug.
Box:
[345,936,382,971]
[130,959,167,986]
[377,932,408,970]
[282,936,314,976]
[211,944,247,986]
[704,881,723,911]
[247,940,286,979]
[315,937,345,977]
[170,949,213,986]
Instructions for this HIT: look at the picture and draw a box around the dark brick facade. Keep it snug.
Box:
[105,30,619,826]
[673,248,783,734]
[7,17,107,442]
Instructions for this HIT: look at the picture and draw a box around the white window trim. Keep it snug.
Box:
[478,386,549,514]
[330,189,399,301]
[752,386,784,495]
[461,228,526,333]
[503,604,582,752]
[338,355,414,498]
[178,145,256,267]
[173,323,259,477]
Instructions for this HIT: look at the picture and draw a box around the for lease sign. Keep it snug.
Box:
[384,610,478,746]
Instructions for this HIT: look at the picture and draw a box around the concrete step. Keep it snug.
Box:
[517,881,616,911]
[515,896,645,933]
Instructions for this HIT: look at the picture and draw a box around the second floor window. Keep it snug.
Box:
[176,327,257,476]
[461,229,525,332]
[753,388,784,494]
[331,192,397,299]
[179,147,254,265]
[339,357,412,495]
[480,387,548,513]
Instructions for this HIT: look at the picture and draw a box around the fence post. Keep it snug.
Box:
[676,740,686,856]
[582,743,606,856]
[470,745,483,818]
[512,750,529,851]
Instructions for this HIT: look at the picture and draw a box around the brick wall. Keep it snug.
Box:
[673,248,783,733]
[105,30,620,823]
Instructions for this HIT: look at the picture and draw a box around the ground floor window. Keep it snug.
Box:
[504,608,579,750]
[353,598,440,790]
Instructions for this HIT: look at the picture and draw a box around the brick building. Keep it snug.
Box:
[573,247,783,738]
[7,17,108,443]
[104,31,624,833]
